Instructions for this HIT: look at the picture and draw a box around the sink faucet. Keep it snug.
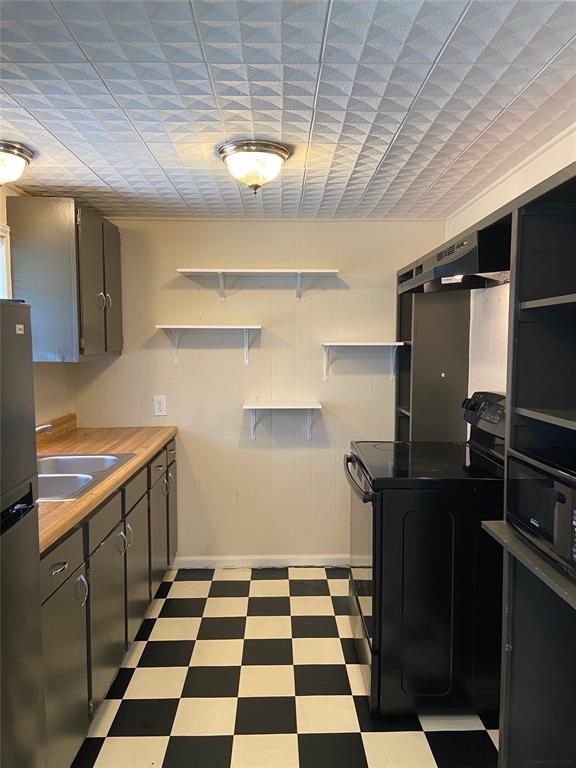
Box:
[35,423,53,436]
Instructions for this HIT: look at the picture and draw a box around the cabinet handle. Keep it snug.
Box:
[76,573,89,607]
[105,293,112,311]
[162,476,169,496]
[168,447,176,454]
[155,463,164,470]
[117,529,128,555]
[126,523,134,549]
[50,561,68,577]
[97,291,106,310]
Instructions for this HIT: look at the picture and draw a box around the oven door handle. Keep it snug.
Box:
[344,454,374,504]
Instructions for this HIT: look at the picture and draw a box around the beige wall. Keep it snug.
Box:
[73,219,443,564]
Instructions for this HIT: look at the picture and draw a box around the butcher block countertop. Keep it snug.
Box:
[37,419,177,555]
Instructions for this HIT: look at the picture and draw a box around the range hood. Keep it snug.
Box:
[398,215,511,294]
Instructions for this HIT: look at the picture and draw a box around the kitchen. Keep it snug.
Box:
[0,2,575,767]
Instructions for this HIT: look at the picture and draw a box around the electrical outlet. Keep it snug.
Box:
[153,395,167,417]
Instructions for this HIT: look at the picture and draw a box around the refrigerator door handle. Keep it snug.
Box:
[344,454,374,504]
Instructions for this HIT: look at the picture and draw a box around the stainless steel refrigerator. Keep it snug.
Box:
[1,299,46,767]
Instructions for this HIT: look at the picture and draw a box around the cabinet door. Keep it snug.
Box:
[167,460,178,567]
[103,220,123,354]
[150,476,168,597]
[89,522,126,706]
[126,495,150,643]
[77,205,105,356]
[42,565,89,768]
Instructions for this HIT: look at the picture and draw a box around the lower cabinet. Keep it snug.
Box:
[89,520,126,707]
[42,564,89,768]
[167,460,177,566]
[125,494,150,643]
[149,473,168,597]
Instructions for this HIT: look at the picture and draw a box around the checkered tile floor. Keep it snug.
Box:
[72,568,499,768]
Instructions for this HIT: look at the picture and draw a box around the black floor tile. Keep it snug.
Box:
[108,698,179,737]
[209,580,250,597]
[138,640,194,668]
[341,638,359,664]
[235,696,297,734]
[290,579,330,596]
[182,666,241,698]
[242,638,293,665]
[159,598,206,618]
[295,664,351,695]
[70,738,104,768]
[248,596,291,616]
[197,616,246,640]
[134,618,155,641]
[175,568,214,581]
[479,710,500,730]
[354,696,422,732]
[155,581,171,599]
[251,567,288,580]
[325,568,350,580]
[298,733,368,768]
[331,596,350,615]
[291,615,339,638]
[163,736,233,768]
[106,668,134,699]
[426,730,498,768]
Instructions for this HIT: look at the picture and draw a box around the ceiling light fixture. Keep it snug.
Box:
[0,141,34,185]
[218,140,290,195]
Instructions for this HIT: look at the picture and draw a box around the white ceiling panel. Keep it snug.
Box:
[0,0,574,219]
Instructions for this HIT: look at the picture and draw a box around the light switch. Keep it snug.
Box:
[153,395,167,417]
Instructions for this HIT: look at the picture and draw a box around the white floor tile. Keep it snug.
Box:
[346,663,370,696]
[362,732,438,768]
[203,597,249,617]
[489,729,499,749]
[244,616,292,639]
[289,567,326,580]
[163,569,178,582]
[231,734,299,768]
[169,581,211,598]
[290,596,334,616]
[249,580,290,597]
[238,665,295,697]
[328,579,349,596]
[336,615,355,638]
[148,617,201,641]
[94,736,169,768]
[121,641,146,668]
[296,695,360,733]
[88,700,120,738]
[123,667,187,700]
[190,639,244,667]
[214,568,252,581]
[145,599,164,619]
[418,712,485,731]
[171,697,237,736]
[292,637,344,665]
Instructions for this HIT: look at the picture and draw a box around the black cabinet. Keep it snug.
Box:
[41,563,89,768]
[88,496,125,707]
[125,494,150,643]
[149,474,168,597]
[8,196,123,362]
[167,459,177,566]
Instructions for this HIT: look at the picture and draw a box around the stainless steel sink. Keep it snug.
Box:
[38,454,121,474]
[38,473,94,501]
[37,453,134,502]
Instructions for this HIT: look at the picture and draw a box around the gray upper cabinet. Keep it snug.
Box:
[8,196,123,362]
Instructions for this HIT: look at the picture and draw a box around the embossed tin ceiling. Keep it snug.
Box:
[1,0,575,218]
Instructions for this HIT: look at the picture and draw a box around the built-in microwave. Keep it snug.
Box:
[507,456,576,578]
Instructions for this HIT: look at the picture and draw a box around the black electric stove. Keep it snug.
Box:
[345,392,505,716]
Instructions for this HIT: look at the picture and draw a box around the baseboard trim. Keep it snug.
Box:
[172,554,350,569]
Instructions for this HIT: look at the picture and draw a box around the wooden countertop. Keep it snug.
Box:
[38,425,177,554]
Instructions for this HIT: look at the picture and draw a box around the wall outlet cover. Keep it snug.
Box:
[153,394,167,417]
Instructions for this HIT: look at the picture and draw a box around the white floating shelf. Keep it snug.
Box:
[243,401,322,441]
[177,268,339,303]
[321,341,405,381]
[156,324,262,367]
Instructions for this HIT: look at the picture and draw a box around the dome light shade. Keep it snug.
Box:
[218,140,290,195]
[0,141,34,185]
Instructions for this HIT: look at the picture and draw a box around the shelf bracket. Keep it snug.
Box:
[170,329,182,367]
[322,345,330,382]
[243,329,250,367]
[307,409,313,441]
[218,272,226,304]
[295,272,303,302]
[250,409,257,441]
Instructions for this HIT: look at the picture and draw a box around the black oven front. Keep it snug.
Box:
[507,456,576,577]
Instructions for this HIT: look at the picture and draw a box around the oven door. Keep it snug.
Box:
[344,453,382,710]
